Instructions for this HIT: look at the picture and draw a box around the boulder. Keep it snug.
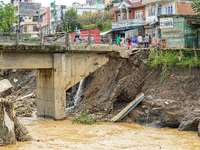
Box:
[0,79,13,97]
[178,109,200,132]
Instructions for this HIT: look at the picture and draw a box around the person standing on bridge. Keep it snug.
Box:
[74,25,80,42]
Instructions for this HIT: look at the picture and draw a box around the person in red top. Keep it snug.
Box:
[126,35,132,49]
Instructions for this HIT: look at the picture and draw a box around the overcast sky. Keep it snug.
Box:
[1,0,87,7]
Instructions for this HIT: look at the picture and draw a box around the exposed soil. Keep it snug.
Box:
[74,51,200,135]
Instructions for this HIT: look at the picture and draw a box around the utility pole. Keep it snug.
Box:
[90,2,92,35]
[61,5,64,32]
[53,1,58,35]
[17,1,20,33]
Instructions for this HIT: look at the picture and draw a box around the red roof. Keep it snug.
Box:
[131,1,142,6]
[109,6,118,11]
[109,1,142,11]
[125,0,132,5]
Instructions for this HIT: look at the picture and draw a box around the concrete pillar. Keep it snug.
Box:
[37,53,66,120]
[127,9,129,20]
[120,9,123,21]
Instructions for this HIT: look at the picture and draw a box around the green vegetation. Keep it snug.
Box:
[146,49,200,84]
[191,0,200,14]
[79,11,114,31]
[105,3,114,11]
[72,111,96,125]
[25,34,31,38]
[0,1,17,32]
[65,8,81,32]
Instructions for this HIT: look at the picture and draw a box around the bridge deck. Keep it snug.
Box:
[0,43,126,53]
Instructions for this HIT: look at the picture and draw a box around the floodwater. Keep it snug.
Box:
[1,116,200,150]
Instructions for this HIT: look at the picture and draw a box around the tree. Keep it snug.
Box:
[191,0,200,14]
[105,3,114,11]
[0,1,17,32]
[64,8,81,31]
[79,11,114,31]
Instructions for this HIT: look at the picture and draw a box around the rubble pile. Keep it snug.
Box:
[0,70,37,117]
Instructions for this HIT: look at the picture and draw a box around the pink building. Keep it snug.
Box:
[37,7,50,34]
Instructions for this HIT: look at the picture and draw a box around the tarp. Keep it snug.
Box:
[111,25,141,32]
[100,30,112,36]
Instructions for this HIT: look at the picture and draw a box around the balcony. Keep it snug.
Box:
[112,18,145,29]
[146,16,158,24]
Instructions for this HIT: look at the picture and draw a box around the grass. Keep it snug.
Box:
[146,49,200,85]
[72,111,96,125]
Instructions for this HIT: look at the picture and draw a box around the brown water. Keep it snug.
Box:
[1,116,200,150]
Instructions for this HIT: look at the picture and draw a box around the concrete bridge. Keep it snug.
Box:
[0,43,130,120]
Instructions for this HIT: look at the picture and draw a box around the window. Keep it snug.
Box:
[135,10,143,19]
[33,26,39,32]
[24,27,27,32]
[148,9,151,16]
[152,8,155,16]
[148,8,155,16]
[166,6,173,14]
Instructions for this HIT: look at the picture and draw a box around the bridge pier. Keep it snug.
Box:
[37,53,67,120]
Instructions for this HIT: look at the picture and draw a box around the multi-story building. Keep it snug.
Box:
[50,4,70,33]
[49,2,105,33]
[86,0,105,5]
[109,0,198,48]
[142,0,197,48]
[73,3,105,15]
[38,7,50,34]
[20,14,39,37]
[109,0,145,39]
[10,0,41,33]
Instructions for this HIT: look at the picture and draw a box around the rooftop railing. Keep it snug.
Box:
[112,18,146,29]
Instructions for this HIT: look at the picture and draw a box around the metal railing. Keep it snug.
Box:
[0,32,113,48]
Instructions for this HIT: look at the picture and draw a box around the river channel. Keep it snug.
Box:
[1,116,200,150]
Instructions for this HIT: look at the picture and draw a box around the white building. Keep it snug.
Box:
[73,3,105,15]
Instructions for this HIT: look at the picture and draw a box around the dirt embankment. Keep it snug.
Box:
[75,51,200,135]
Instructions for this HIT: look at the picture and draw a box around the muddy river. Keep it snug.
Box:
[1,116,200,150]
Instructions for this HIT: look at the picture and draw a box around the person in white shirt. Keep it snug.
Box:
[137,34,143,48]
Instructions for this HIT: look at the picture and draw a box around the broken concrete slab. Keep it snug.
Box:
[0,100,31,146]
[0,79,13,97]
[0,101,16,146]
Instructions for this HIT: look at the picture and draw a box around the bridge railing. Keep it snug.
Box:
[0,32,113,47]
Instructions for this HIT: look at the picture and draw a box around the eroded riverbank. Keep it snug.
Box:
[1,116,200,150]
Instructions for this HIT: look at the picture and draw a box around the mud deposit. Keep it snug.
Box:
[1,116,200,150]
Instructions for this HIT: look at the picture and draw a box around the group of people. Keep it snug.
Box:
[117,34,154,49]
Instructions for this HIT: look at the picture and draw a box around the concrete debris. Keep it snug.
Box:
[0,79,13,97]
[13,78,18,83]
[15,93,34,101]
[0,101,31,146]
